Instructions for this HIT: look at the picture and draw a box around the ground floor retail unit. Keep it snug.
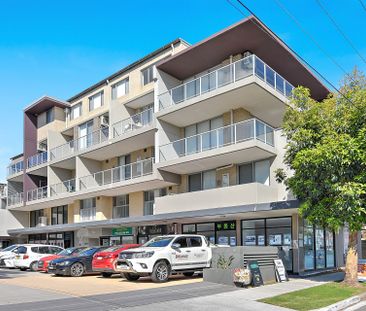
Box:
[8,200,347,275]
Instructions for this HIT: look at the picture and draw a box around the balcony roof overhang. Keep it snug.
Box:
[157,16,329,101]
[24,96,70,116]
[7,199,299,236]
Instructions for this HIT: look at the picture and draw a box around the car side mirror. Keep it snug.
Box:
[171,243,181,250]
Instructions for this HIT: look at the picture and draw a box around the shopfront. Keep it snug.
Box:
[303,220,335,271]
[100,227,134,246]
[182,221,237,246]
[28,231,74,248]
[137,224,176,244]
[241,217,293,271]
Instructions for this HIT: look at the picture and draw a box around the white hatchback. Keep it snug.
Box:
[0,245,21,268]
[14,244,64,271]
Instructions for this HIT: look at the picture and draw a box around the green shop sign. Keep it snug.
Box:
[215,221,236,231]
[112,227,133,236]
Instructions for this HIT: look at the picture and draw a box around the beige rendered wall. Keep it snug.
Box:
[129,192,144,217]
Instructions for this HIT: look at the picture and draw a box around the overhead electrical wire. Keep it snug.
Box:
[358,0,366,13]
[224,0,350,102]
[315,0,366,66]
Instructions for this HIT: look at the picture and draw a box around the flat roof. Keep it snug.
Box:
[67,38,189,103]
[157,16,329,101]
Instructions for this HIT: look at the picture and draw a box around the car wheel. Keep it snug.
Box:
[123,273,140,281]
[70,262,84,277]
[183,272,195,277]
[30,262,38,272]
[101,272,112,278]
[19,267,27,271]
[151,261,170,283]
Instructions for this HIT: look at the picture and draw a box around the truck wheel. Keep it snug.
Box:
[151,261,170,283]
[19,267,27,271]
[30,262,38,272]
[102,272,112,278]
[183,272,195,277]
[70,262,84,277]
[123,273,140,281]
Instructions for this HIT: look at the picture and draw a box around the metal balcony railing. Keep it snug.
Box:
[7,193,23,206]
[158,54,294,110]
[27,186,48,202]
[159,118,274,161]
[80,207,96,222]
[49,179,76,197]
[7,160,24,176]
[27,151,48,169]
[78,158,154,191]
[112,108,153,138]
[49,127,109,161]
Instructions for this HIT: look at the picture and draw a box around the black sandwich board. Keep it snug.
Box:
[247,260,263,287]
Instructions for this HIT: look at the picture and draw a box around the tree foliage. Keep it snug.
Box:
[278,69,366,232]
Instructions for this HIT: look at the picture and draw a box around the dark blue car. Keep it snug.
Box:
[48,246,107,277]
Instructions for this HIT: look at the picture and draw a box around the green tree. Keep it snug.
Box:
[276,69,366,285]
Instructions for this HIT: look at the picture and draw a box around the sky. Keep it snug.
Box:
[0,0,365,182]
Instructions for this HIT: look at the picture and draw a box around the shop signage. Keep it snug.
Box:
[138,225,167,235]
[215,221,236,231]
[248,260,263,287]
[112,227,133,236]
[274,259,288,282]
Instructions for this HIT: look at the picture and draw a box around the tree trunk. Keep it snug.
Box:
[344,230,359,286]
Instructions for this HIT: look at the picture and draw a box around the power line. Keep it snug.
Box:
[272,0,350,77]
[228,0,355,105]
[358,0,366,13]
[315,0,366,66]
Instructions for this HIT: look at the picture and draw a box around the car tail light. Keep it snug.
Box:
[23,255,29,259]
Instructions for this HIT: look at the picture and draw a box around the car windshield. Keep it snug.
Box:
[1,245,17,252]
[78,248,98,257]
[57,248,78,256]
[143,237,174,248]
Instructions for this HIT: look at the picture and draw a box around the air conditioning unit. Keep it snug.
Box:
[37,216,48,227]
[100,115,109,127]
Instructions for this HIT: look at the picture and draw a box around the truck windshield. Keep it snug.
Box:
[143,237,174,247]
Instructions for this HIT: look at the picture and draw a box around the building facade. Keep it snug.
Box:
[3,16,346,274]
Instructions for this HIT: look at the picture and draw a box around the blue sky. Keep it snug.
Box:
[0,0,365,182]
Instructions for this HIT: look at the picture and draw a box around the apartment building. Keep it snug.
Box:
[3,16,346,274]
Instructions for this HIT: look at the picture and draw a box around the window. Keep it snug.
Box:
[242,219,265,246]
[141,65,154,86]
[189,237,202,247]
[143,191,154,216]
[238,160,270,185]
[174,237,188,248]
[89,91,103,111]
[50,247,62,254]
[111,78,129,99]
[46,108,54,124]
[30,210,44,227]
[71,103,82,120]
[113,195,129,218]
[80,198,96,209]
[188,170,216,192]
[38,246,51,254]
[51,206,68,225]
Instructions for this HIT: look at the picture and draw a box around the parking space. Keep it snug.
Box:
[0,268,203,297]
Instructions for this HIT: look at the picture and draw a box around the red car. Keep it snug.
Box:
[92,244,139,277]
[37,247,86,272]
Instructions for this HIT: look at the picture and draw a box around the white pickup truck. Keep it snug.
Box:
[115,234,212,282]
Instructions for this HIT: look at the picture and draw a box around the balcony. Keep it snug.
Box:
[7,193,23,207]
[79,158,154,192]
[49,127,109,162]
[49,179,76,197]
[27,186,48,202]
[80,207,96,222]
[157,54,294,128]
[7,160,24,178]
[154,182,278,214]
[112,108,153,138]
[27,151,48,169]
[157,118,276,174]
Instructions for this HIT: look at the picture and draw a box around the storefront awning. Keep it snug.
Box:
[7,200,299,236]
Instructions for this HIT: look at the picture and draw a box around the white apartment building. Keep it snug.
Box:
[2,17,346,274]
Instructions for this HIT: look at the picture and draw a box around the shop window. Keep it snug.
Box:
[182,224,196,233]
[242,219,265,246]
